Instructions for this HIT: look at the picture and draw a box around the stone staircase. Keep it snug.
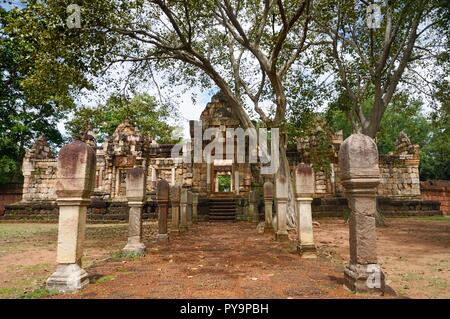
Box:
[208,193,236,221]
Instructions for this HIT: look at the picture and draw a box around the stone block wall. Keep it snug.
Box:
[378,154,420,197]
[21,159,58,202]
[421,180,450,215]
[21,136,58,202]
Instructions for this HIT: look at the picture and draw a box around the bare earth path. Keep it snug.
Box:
[1,218,448,299]
[58,222,357,299]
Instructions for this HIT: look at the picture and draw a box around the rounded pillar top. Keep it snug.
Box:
[295,163,315,197]
[275,174,288,200]
[56,140,96,198]
[126,166,146,200]
[338,133,380,181]
[157,179,170,202]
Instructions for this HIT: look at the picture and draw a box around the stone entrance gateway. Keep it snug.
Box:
[212,159,233,193]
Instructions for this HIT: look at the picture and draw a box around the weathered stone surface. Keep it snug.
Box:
[170,185,181,230]
[192,192,199,222]
[339,134,380,181]
[56,141,96,199]
[156,179,170,242]
[263,181,274,232]
[263,181,274,200]
[126,167,146,201]
[123,167,146,255]
[295,163,315,196]
[275,174,289,242]
[46,264,89,293]
[179,188,188,232]
[47,140,96,293]
[187,191,193,225]
[295,163,316,258]
[338,133,385,294]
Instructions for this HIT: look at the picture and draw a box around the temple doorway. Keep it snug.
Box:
[216,172,232,192]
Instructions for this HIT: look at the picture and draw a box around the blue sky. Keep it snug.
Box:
[0,1,25,11]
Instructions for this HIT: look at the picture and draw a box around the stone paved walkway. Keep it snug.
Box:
[57,222,361,299]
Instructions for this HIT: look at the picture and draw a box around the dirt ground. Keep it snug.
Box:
[0,217,448,299]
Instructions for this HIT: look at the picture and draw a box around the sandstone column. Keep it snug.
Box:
[150,167,157,188]
[156,179,170,242]
[170,185,181,232]
[171,167,176,185]
[338,133,385,294]
[123,167,146,255]
[275,175,289,241]
[263,181,274,233]
[295,163,317,258]
[187,190,193,225]
[46,140,96,292]
[179,188,188,232]
[248,190,259,222]
[192,192,199,223]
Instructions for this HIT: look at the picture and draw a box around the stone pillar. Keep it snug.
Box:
[249,190,260,222]
[156,179,170,242]
[171,167,176,186]
[170,185,181,231]
[338,133,385,294]
[151,167,157,189]
[235,171,240,195]
[187,190,193,225]
[192,192,199,223]
[46,141,96,293]
[275,174,289,241]
[295,163,317,258]
[122,167,146,255]
[263,181,274,233]
[179,188,188,232]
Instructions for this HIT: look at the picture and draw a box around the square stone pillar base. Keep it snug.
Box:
[122,241,146,255]
[156,233,169,242]
[344,264,385,295]
[275,231,289,242]
[46,264,89,293]
[297,243,317,259]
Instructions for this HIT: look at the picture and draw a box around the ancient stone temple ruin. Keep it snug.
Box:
[3,93,442,221]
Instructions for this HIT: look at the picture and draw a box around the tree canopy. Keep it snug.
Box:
[66,93,183,144]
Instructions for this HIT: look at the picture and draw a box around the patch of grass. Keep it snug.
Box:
[110,250,144,261]
[19,287,59,299]
[21,263,51,273]
[0,224,57,240]
[401,272,424,282]
[414,216,450,222]
[96,275,116,284]
[0,287,21,298]
[427,277,450,290]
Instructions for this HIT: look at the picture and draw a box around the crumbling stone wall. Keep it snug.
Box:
[378,132,421,197]
[21,136,58,202]
[297,131,421,198]
[421,180,450,215]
